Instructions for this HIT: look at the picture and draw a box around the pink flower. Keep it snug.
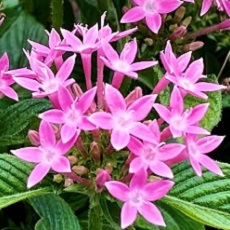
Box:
[11,121,75,188]
[127,120,185,178]
[201,0,230,17]
[100,39,157,88]
[105,168,174,228]
[184,134,224,176]
[39,86,96,143]
[153,86,210,138]
[120,0,182,33]
[89,84,157,150]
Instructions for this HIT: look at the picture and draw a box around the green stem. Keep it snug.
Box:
[50,0,63,32]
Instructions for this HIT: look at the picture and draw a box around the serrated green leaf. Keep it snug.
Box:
[0,9,47,68]
[161,161,230,229]
[30,194,81,230]
[0,154,52,209]
[0,99,51,146]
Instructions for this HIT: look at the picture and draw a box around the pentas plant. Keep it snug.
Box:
[1,1,230,229]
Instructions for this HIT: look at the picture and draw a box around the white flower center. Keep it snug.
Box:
[113,60,130,72]
[179,78,194,91]
[65,108,81,125]
[43,148,58,164]
[42,79,59,94]
[129,189,144,206]
[144,0,156,13]
[170,114,186,130]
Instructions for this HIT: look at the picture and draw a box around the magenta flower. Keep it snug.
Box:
[201,0,230,17]
[154,41,226,99]
[120,0,182,33]
[89,84,157,150]
[101,39,158,88]
[184,134,224,176]
[105,168,174,228]
[153,86,210,138]
[39,86,96,143]
[127,120,185,178]
[11,121,75,188]
[0,53,18,101]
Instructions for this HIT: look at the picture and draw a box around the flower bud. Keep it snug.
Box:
[90,141,101,161]
[169,25,187,40]
[68,155,78,165]
[53,174,63,183]
[144,38,154,46]
[105,162,113,173]
[28,130,40,146]
[183,41,204,52]
[174,6,186,23]
[125,87,142,107]
[96,169,111,189]
[64,178,74,187]
[72,165,89,176]
[182,16,192,27]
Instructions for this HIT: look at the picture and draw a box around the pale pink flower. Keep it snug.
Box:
[100,39,158,88]
[201,0,230,17]
[127,120,185,178]
[89,84,157,150]
[153,86,210,138]
[0,53,18,101]
[39,86,96,143]
[105,168,174,229]
[120,0,182,33]
[184,134,224,176]
[11,121,75,188]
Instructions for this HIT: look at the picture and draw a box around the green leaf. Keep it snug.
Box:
[161,161,230,229]
[50,0,63,32]
[30,194,81,230]
[222,94,230,108]
[0,154,52,209]
[0,9,47,68]
[0,99,52,146]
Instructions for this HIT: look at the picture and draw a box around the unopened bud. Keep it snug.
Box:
[169,25,187,40]
[144,38,154,46]
[125,87,142,107]
[68,155,78,165]
[182,16,192,27]
[28,130,40,146]
[72,165,89,176]
[96,169,111,189]
[64,178,73,187]
[90,141,101,161]
[122,6,129,14]
[174,6,186,23]
[105,162,113,173]
[53,174,63,183]
[183,41,204,52]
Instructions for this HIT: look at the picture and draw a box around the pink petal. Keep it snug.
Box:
[61,28,82,49]
[197,155,224,176]
[27,163,50,188]
[120,39,137,64]
[130,168,147,189]
[149,119,161,141]
[58,86,73,111]
[128,95,156,121]
[77,87,96,113]
[13,77,40,91]
[83,24,98,46]
[52,156,71,173]
[0,86,18,101]
[120,6,146,23]
[200,0,212,16]
[150,161,174,178]
[153,104,171,123]
[197,135,225,154]
[190,156,202,176]
[185,125,210,135]
[170,86,184,113]
[127,136,144,156]
[39,120,56,147]
[49,28,61,49]
[145,13,162,34]
[11,147,43,163]
[105,84,126,114]
[39,110,64,124]
[129,122,156,143]
[89,112,114,129]
[111,129,130,150]
[143,180,174,201]
[105,181,130,201]
[187,103,209,125]
[28,40,50,56]
[102,42,119,62]
[121,202,138,229]
[77,117,96,130]
[177,51,192,72]
[138,202,166,226]
[129,157,145,173]
[56,136,76,154]
[158,143,185,161]
[130,61,158,71]
[125,71,138,79]
[61,123,77,143]
[0,53,9,70]
[56,54,76,82]
[157,0,182,13]
[195,82,226,92]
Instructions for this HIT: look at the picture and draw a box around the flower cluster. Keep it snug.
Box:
[0,3,226,229]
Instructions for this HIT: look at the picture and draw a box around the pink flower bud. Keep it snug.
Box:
[0,16,5,26]
[125,87,142,107]
[183,41,204,52]
[169,25,187,40]
[64,178,74,187]
[28,130,40,146]
[90,141,101,161]
[72,165,89,176]
[68,155,78,165]
[96,169,111,189]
